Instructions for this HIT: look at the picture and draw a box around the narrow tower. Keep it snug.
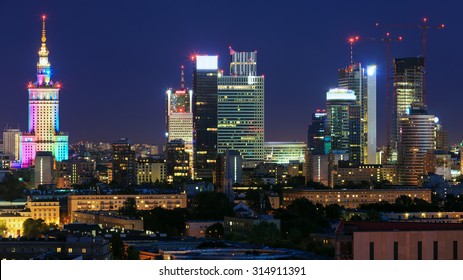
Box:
[20,15,68,168]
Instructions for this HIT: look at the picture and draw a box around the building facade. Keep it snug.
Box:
[2,129,21,161]
[67,194,187,217]
[282,188,431,209]
[20,17,68,168]
[398,103,436,186]
[135,157,166,184]
[326,88,356,152]
[217,48,264,166]
[391,57,424,158]
[112,138,136,186]
[264,142,306,165]
[336,221,463,260]
[166,66,193,153]
[338,64,377,165]
[193,55,218,181]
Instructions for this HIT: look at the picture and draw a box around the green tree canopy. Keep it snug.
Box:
[248,221,281,246]
[22,218,49,238]
[191,192,234,220]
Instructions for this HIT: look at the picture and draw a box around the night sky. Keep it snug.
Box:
[0,1,461,146]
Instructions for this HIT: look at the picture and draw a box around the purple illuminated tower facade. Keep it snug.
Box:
[20,16,68,168]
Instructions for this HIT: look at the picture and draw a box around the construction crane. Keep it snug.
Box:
[346,32,402,159]
[369,33,403,158]
[376,17,445,104]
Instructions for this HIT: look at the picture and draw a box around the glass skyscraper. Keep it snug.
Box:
[398,103,435,186]
[193,55,218,181]
[217,48,264,167]
[391,57,424,157]
[338,63,377,164]
[326,88,356,152]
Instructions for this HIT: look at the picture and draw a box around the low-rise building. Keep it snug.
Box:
[224,216,280,238]
[282,188,431,209]
[381,211,463,223]
[0,236,110,260]
[335,221,463,260]
[185,220,223,238]
[0,199,60,236]
[72,211,144,231]
[67,194,187,218]
[331,164,398,187]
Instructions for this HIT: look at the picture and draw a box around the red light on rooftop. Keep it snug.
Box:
[441,24,445,28]
[386,32,390,36]
[398,36,403,41]
[423,17,427,22]
[42,15,46,20]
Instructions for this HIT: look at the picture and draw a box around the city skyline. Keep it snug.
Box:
[0,1,461,146]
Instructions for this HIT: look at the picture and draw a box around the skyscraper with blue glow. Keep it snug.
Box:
[20,16,68,168]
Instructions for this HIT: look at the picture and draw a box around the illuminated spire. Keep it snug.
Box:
[36,15,51,86]
[180,65,185,89]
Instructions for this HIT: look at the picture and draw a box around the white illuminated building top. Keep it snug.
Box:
[326,88,356,101]
[196,55,218,70]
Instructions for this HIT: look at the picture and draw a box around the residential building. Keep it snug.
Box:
[136,157,166,184]
[112,138,136,186]
[282,188,431,209]
[67,194,187,217]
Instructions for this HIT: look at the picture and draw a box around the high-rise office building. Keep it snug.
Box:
[165,139,190,184]
[34,151,54,187]
[435,121,448,151]
[326,88,356,152]
[3,129,21,161]
[112,138,136,186]
[222,150,242,201]
[20,16,68,168]
[192,55,218,181]
[391,57,424,157]
[218,48,264,166]
[166,66,193,144]
[307,109,329,155]
[338,63,377,164]
[398,103,435,186]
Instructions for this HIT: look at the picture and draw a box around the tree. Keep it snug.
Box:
[394,195,413,211]
[0,175,27,200]
[205,223,224,239]
[0,220,7,236]
[110,233,124,260]
[191,192,234,220]
[325,204,343,220]
[143,207,189,236]
[248,221,280,246]
[118,197,139,217]
[22,218,49,238]
[126,246,140,260]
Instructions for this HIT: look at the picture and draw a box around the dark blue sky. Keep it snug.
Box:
[0,1,461,146]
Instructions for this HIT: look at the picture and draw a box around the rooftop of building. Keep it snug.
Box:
[337,220,463,234]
